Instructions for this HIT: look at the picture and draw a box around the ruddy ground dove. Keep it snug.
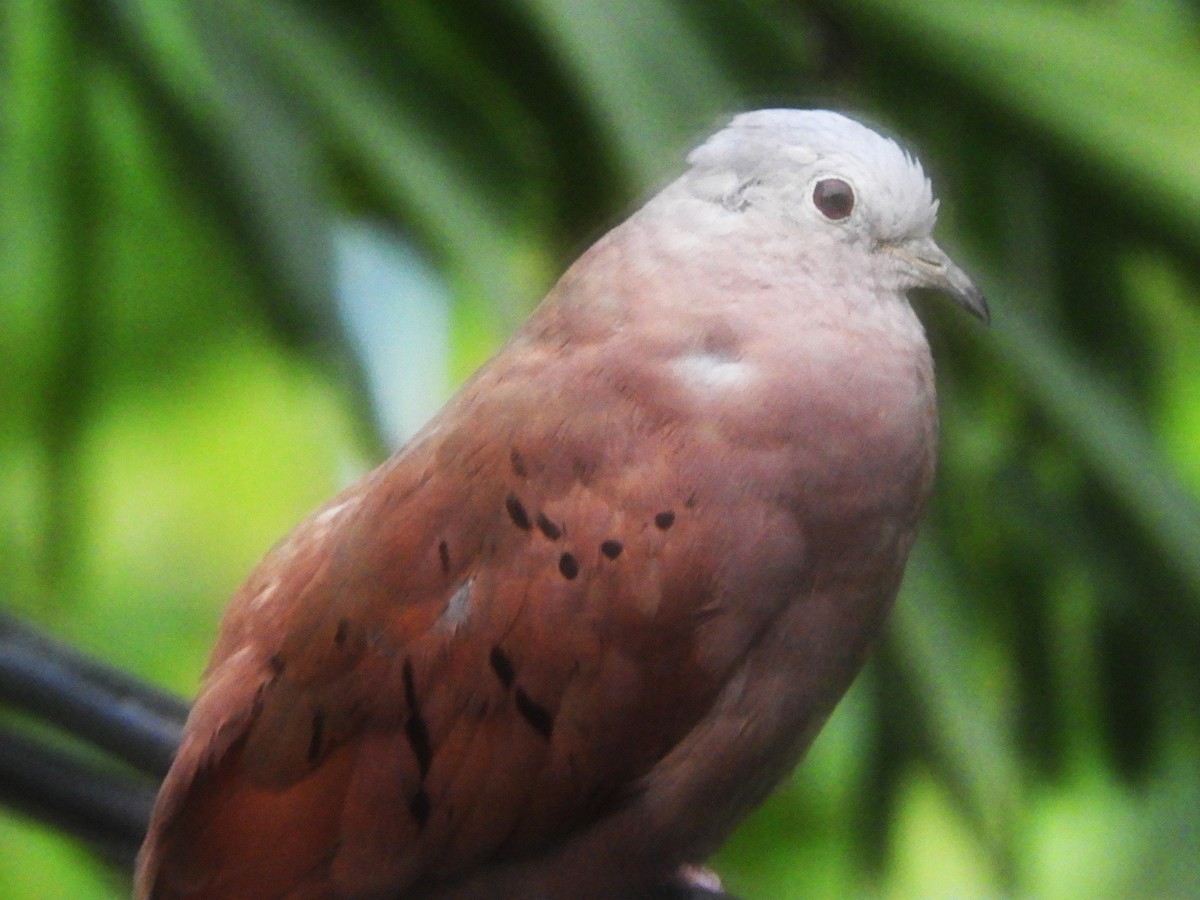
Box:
[136,109,987,899]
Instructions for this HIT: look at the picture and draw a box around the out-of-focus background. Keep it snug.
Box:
[2,1,1199,896]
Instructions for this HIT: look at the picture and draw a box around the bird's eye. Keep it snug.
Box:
[812,178,855,220]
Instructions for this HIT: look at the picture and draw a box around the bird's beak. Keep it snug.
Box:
[890,237,989,324]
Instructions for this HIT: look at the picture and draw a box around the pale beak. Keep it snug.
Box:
[891,237,989,324]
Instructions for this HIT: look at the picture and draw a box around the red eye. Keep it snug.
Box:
[813,178,854,220]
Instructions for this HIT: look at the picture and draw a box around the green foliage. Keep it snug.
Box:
[2,0,1198,896]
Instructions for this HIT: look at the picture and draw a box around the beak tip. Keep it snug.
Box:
[896,238,990,326]
[962,287,990,326]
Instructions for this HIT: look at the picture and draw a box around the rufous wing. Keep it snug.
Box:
[136,324,812,899]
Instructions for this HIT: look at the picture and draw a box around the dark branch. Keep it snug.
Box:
[0,723,156,867]
[0,612,188,776]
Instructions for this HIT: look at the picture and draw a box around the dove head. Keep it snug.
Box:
[680,109,988,322]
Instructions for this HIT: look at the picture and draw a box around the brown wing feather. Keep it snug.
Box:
[136,327,799,898]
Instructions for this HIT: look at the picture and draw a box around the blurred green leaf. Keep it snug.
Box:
[995,304,1200,601]
[115,0,339,346]
[222,0,543,321]
[894,540,1023,881]
[516,0,739,183]
[830,0,1200,238]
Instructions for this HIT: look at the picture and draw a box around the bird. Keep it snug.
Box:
[135,109,987,900]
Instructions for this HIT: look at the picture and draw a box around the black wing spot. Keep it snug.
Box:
[489,646,516,688]
[308,710,325,763]
[334,618,350,646]
[406,712,432,779]
[654,510,676,530]
[403,659,418,708]
[536,512,562,541]
[515,687,554,739]
[403,659,433,778]
[600,540,623,560]
[409,788,431,829]
[438,540,451,573]
[510,448,527,478]
[558,552,580,580]
[505,493,532,530]
[267,653,286,675]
